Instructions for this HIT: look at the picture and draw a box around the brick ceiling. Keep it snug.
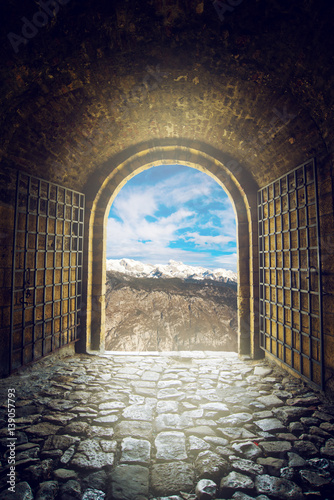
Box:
[0,0,333,191]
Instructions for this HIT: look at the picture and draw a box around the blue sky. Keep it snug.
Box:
[106,165,237,271]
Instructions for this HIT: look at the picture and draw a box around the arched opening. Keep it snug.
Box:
[81,140,261,360]
[104,164,238,352]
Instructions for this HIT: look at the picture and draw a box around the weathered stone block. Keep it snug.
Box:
[151,462,195,496]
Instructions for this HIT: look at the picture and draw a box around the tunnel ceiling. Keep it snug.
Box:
[0,0,333,190]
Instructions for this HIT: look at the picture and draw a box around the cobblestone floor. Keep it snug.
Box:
[0,351,333,500]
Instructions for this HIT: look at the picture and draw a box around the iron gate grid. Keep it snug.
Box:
[10,171,85,373]
[258,159,324,390]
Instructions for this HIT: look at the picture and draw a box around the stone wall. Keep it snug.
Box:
[0,0,332,189]
[0,167,17,376]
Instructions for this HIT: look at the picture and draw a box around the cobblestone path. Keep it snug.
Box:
[0,351,333,500]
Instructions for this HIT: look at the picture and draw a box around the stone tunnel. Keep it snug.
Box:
[0,0,334,498]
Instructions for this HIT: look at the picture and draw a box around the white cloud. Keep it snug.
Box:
[209,207,236,237]
[212,253,238,271]
[163,208,195,225]
[155,170,214,206]
[182,232,234,247]
[106,230,205,264]
[112,187,157,222]
[106,207,195,258]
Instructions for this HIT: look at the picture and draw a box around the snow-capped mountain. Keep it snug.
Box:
[106,258,237,283]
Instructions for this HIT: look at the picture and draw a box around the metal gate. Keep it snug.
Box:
[10,172,85,373]
[258,159,324,389]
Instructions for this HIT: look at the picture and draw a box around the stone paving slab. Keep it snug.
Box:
[0,351,333,500]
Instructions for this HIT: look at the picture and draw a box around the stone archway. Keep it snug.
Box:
[81,139,261,359]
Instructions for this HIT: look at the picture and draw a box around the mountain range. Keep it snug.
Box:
[105,259,238,352]
[106,258,237,283]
